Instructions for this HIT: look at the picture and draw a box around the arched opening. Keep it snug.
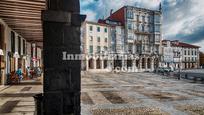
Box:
[89,58,94,69]
[147,58,151,69]
[104,60,108,69]
[114,59,122,68]
[96,58,101,69]
[136,59,139,68]
[142,58,145,69]
[127,60,132,68]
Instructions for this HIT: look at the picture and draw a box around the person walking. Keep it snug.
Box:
[16,67,23,83]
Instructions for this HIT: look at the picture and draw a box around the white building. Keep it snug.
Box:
[162,40,200,70]
[81,21,111,72]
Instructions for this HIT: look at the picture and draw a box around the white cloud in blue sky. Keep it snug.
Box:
[80,0,204,51]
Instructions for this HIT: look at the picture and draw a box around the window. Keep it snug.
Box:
[154,25,160,32]
[105,38,108,43]
[188,50,190,55]
[142,16,145,22]
[128,23,132,30]
[104,46,107,51]
[89,36,93,42]
[184,50,186,55]
[97,46,101,53]
[127,10,133,19]
[89,26,93,31]
[137,15,139,21]
[11,31,15,53]
[142,25,145,32]
[104,28,107,33]
[137,24,139,31]
[97,27,100,32]
[154,15,161,23]
[18,36,21,55]
[97,37,100,42]
[89,45,93,54]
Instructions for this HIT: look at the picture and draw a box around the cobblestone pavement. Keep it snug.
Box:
[81,72,204,115]
[0,80,42,115]
[1,73,204,115]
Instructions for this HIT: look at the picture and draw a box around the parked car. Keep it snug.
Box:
[156,67,174,73]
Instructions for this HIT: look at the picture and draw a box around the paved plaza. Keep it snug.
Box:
[0,73,204,115]
[81,72,204,115]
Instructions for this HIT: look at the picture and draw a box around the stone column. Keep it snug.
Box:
[132,59,136,72]
[101,60,104,69]
[42,0,86,115]
[86,59,89,71]
[145,58,148,70]
[139,58,142,71]
[151,58,154,71]
[93,59,97,69]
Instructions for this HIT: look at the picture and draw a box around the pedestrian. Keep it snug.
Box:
[16,67,23,82]
[26,67,31,79]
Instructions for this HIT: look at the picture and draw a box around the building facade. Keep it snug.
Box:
[162,40,200,70]
[81,21,111,72]
[98,6,162,72]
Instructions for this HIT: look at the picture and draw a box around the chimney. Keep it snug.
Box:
[110,9,113,16]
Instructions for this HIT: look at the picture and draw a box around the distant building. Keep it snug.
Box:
[162,40,200,70]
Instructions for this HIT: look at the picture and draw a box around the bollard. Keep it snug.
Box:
[33,93,43,115]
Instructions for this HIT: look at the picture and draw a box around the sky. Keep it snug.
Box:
[80,0,204,52]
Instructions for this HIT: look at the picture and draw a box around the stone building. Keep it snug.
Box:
[98,6,162,72]
[162,40,200,70]
[81,21,111,72]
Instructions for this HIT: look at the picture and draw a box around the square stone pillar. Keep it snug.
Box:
[42,0,86,115]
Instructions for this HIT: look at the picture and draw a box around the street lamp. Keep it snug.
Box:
[178,52,181,80]
[174,49,181,80]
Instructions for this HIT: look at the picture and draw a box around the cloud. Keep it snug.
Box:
[80,0,161,20]
[81,9,97,21]
[80,0,204,51]
[162,0,204,45]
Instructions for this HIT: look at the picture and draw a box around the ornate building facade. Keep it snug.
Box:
[98,6,162,72]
